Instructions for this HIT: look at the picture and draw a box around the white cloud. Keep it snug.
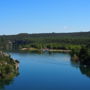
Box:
[63,26,68,30]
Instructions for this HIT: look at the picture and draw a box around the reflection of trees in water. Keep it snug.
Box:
[80,66,90,78]
[70,58,90,78]
[0,70,19,90]
[70,59,79,68]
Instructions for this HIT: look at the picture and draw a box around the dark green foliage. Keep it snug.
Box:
[0,52,19,79]
[79,47,88,60]
[0,32,90,50]
[0,52,19,89]
[78,46,90,65]
[71,45,90,65]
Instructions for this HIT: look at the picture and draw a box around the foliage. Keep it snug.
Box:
[0,32,90,50]
[0,52,19,79]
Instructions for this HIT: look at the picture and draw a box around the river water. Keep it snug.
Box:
[0,52,90,90]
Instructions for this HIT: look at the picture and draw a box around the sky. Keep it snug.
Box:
[0,0,90,35]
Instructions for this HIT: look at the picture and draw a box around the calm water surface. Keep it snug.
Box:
[0,52,90,90]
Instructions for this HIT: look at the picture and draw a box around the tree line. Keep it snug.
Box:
[0,32,90,50]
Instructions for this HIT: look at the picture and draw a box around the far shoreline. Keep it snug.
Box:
[20,48,71,53]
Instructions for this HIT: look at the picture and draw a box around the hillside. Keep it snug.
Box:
[0,51,19,89]
[0,51,19,78]
[0,32,90,50]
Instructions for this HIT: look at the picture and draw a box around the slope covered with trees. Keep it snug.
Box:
[0,51,19,78]
[0,32,90,50]
[0,51,19,89]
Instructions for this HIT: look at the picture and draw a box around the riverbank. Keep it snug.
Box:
[0,51,19,79]
[20,48,71,53]
[71,46,90,65]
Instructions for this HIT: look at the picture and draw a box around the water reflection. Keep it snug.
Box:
[71,58,90,78]
[0,69,19,90]
[80,66,90,78]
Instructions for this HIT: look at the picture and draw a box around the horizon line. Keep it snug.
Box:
[0,31,90,36]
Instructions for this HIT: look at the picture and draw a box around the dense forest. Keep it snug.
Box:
[0,32,90,51]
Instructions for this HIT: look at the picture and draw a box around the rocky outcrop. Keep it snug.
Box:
[0,51,19,79]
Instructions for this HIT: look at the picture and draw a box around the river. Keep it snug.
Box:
[0,52,90,90]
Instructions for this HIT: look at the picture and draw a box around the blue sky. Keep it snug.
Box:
[0,0,90,35]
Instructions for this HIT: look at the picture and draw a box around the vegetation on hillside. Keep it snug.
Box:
[0,51,19,84]
[0,32,90,50]
[71,44,90,65]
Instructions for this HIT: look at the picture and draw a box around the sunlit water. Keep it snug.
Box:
[0,52,90,90]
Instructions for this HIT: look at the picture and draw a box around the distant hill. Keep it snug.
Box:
[0,32,90,50]
[1,31,90,39]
